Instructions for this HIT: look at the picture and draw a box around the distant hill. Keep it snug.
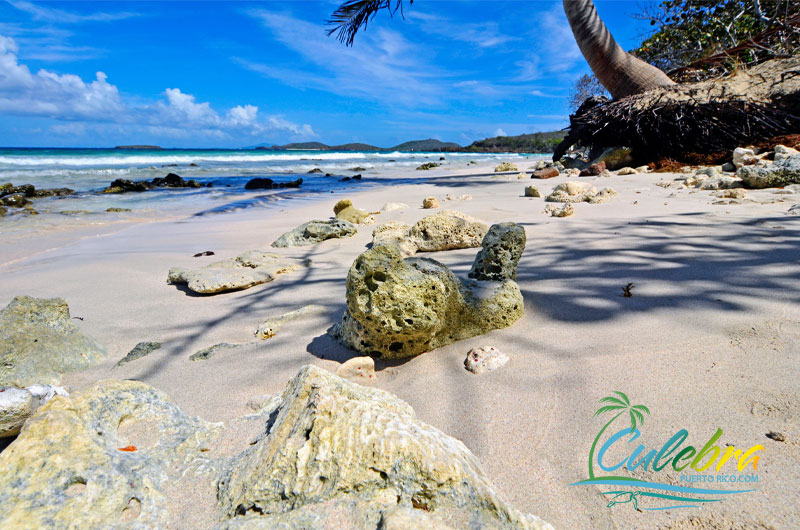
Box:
[250,133,564,153]
[253,138,459,152]
[391,139,461,151]
[115,145,163,150]
[457,131,566,153]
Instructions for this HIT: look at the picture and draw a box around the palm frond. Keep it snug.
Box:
[631,408,645,426]
[629,410,638,433]
[613,391,630,406]
[632,404,651,415]
[599,396,626,407]
[326,0,411,46]
[594,405,625,416]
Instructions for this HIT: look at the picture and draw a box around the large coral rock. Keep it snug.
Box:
[272,219,357,247]
[0,379,222,528]
[334,226,524,358]
[409,210,489,252]
[371,210,488,257]
[737,151,800,189]
[0,296,106,387]
[0,368,552,529]
[469,223,526,281]
[218,365,550,530]
[168,251,310,294]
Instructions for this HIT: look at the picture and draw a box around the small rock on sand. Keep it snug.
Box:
[189,343,241,361]
[381,202,409,212]
[524,185,541,197]
[464,346,509,374]
[532,168,559,179]
[336,357,376,380]
[422,197,439,209]
[494,162,518,172]
[714,189,747,200]
[616,167,637,175]
[545,204,574,217]
[766,431,786,442]
[116,341,162,367]
[254,304,328,339]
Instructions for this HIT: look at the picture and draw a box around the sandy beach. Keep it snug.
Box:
[2,159,798,528]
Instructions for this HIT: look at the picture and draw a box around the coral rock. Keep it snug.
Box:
[333,199,370,224]
[494,162,518,172]
[271,219,357,248]
[372,211,489,257]
[422,197,439,209]
[335,356,376,380]
[0,296,106,387]
[464,346,510,374]
[469,223,526,281]
[333,233,524,359]
[168,251,310,294]
[524,185,541,197]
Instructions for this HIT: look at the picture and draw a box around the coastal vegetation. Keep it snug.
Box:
[261,135,564,153]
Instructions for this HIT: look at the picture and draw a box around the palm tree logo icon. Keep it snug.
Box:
[588,391,650,480]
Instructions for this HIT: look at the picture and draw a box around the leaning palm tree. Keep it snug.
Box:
[562,0,675,99]
[326,0,675,99]
[588,391,650,480]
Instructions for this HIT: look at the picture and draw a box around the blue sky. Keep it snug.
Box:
[0,1,654,148]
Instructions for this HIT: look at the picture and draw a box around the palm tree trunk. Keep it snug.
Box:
[563,0,675,99]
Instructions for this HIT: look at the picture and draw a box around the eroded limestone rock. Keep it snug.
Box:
[168,251,311,294]
[0,296,106,387]
[335,356,376,381]
[0,387,34,437]
[116,341,161,367]
[218,366,550,529]
[422,197,439,209]
[0,380,222,528]
[524,185,541,197]
[0,368,552,529]
[737,151,800,189]
[334,226,524,358]
[494,162,518,172]
[545,182,617,204]
[371,210,489,257]
[469,223,526,282]
[272,219,357,247]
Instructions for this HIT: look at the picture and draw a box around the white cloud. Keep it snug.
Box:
[242,9,443,106]
[7,1,139,23]
[515,2,584,82]
[494,128,507,137]
[0,34,314,140]
[406,12,514,49]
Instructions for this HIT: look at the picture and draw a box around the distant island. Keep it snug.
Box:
[115,145,163,150]
[253,132,565,154]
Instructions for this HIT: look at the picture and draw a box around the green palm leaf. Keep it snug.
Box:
[594,405,626,416]
[631,408,645,426]
[599,396,627,407]
[629,410,638,433]
[613,391,630,406]
[632,404,651,415]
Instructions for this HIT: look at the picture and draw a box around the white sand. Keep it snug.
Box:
[2,161,798,528]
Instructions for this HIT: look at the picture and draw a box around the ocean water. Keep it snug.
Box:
[0,148,542,222]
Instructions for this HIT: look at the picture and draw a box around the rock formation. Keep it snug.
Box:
[272,219,357,248]
[333,222,525,359]
[168,251,311,294]
[0,296,106,387]
[371,210,489,257]
[0,366,552,529]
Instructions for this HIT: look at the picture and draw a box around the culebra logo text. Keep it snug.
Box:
[570,392,763,512]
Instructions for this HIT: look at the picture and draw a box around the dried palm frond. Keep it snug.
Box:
[327,0,411,46]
